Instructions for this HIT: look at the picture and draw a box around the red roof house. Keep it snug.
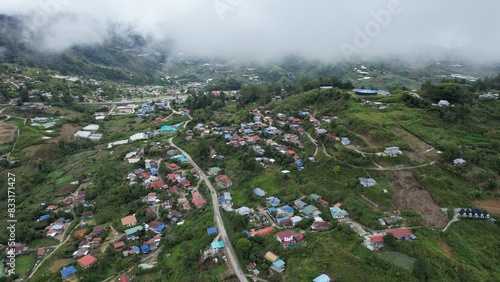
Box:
[149,180,166,189]
[215,174,233,188]
[167,163,181,171]
[37,247,45,257]
[385,229,414,240]
[317,199,329,206]
[77,254,98,268]
[276,230,295,245]
[114,241,125,249]
[250,227,275,237]
[192,198,206,209]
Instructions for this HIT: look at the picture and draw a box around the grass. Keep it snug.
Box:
[379,251,417,270]
[54,174,75,187]
[28,238,59,249]
[15,255,36,277]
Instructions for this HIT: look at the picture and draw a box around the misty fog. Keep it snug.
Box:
[1,0,500,62]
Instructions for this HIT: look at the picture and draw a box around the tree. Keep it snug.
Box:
[413,258,434,281]
[235,238,252,259]
[383,233,396,248]
[19,87,29,102]
[332,165,341,175]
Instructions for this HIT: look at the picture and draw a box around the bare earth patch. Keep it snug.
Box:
[49,259,69,273]
[473,198,500,216]
[26,144,57,163]
[49,123,79,143]
[73,228,87,239]
[392,170,448,229]
[0,120,17,144]
[438,239,452,257]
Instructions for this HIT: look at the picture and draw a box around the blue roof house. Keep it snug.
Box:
[207,227,217,236]
[253,188,266,197]
[270,259,286,273]
[141,245,151,254]
[341,137,351,146]
[313,274,331,282]
[150,167,158,176]
[211,241,225,251]
[268,197,281,207]
[60,266,77,279]
[130,246,140,254]
[40,214,49,221]
[295,160,304,169]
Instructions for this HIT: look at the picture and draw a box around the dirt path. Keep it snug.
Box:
[392,170,448,229]
[28,219,81,280]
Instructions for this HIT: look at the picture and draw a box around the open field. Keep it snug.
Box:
[48,259,69,273]
[44,106,82,119]
[473,198,500,215]
[379,251,416,270]
[15,255,36,276]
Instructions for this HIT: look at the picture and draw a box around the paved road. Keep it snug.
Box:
[168,138,247,282]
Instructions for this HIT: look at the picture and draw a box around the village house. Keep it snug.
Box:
[370,235,384,248]
[313,274,332,282]
[167,163,181,171]
[253,187,266,197]
[121,215,138,227]
[37,246,46,257]
[270,259,286,273]
[458,208,490,219]
[264,251,279,263]
[330,206,349,219]
[301,205,320,218]
[114,241,125,249]
[215,174,233,188]
[359,177,377,187]
[276,230,295,245]
[311,221,330,231]
[384,146,402,157]
[77,254,98,268]
[338,137,349,146]
[385,228,417,240]
[453,158,466,166]
[60,266,77,280]
[277,206,294,217]
[294,199,308,209]
[125,225,144,239]
[250,227,275,237]
[438,100,450,107]
[148,220,165,233]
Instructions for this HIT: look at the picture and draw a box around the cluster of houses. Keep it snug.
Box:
[136,103,155,117]
[367,228,417,250]
[264,251,286,273]
[31,116,58,129]
[72,225,105,259]
[120,215,162,256]
[458,207,490,219]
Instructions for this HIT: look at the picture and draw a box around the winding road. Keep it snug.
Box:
[168,137,247,282]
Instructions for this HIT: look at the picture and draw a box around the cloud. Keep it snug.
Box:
[1,0,500,62]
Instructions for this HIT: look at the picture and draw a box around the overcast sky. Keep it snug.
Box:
[1,0,500,62]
